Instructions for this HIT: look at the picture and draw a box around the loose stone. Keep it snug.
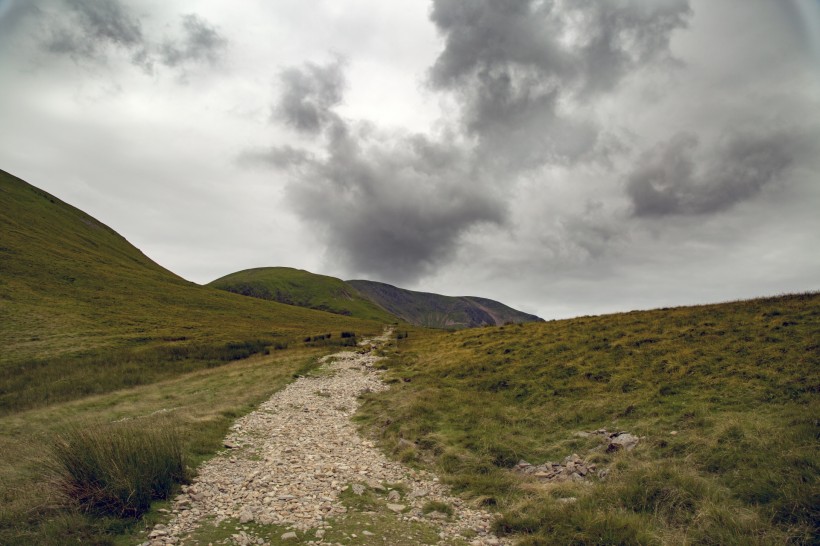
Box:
[146,329,509,545]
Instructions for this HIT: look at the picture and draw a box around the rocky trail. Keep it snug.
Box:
[144,330,509,546]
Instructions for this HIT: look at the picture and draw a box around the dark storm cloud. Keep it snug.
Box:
[627,131,797,217]
[33,0,226,72]
[159,14,227,68]
[270,60,505,282]
[276,59,346,134]
[428,0,692,166]
[287,127,505,283]
[251,1,693,283]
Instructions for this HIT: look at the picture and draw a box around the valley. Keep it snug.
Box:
[0,170,817,545]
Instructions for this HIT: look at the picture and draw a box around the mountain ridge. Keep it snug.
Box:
[207,267,396,323]
[205,266,543,329]
[346,279,544,328]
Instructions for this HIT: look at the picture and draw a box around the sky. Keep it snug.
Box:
[0,0,818,320]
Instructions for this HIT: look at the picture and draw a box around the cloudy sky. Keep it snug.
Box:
[1,0,818,319]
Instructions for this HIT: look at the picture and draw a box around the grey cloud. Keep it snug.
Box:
[33,0,226,73]
[269,59,505,283]
[288,129,505,283]
[256,1,692,284]
[627,131,796,217]
[0,1,39,35]
[429,0,691,166]
[237,145,313,170]
[571,0,692,94]
[159,14,227,67]
[275,60,346,133]
[43,0,144,61]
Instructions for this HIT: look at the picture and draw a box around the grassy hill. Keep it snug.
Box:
[2,167,818,545]
[347,279,543,328]
[0,169,382,413]
[359,293,820,544]
[208,267,397,323]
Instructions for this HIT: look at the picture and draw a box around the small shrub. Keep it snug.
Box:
[422,500,453,516]
[51,418,189,518]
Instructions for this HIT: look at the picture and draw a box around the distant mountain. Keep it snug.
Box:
[208,267,396,323]
[346,279,544,329]
[208,268,543,329]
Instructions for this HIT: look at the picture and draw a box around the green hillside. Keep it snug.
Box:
[2,166,817,545]
[360,293,820,544]
[347,279,543,328]
[208,267,397,323]
[0,169,382,412]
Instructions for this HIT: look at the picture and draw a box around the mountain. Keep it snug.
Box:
[207,268,543,329]
[208,267,396,323]
[0,169,380,411]
[346,279,544,328]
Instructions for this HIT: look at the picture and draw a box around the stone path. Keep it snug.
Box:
[145,330,509,546]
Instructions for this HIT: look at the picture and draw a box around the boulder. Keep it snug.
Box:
[238,507,253,523]
[607,433,639,452]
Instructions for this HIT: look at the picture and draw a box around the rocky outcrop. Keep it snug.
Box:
[513,429,641,483]
[513,454,600,482]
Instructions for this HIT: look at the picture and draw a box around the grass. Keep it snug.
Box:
[51,417,188,518]
[184,512,465,546]
[422,500,454,517]
[3,169,818,544]
[0,169,383,412]
[208,266,398,323]
[356,292,820,544]
[0,347,329,545]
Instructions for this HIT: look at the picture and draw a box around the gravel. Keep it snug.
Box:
[145,330,508,546]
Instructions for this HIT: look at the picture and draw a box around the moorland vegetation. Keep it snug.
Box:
[1,169,817,545]
[360,293,819,544]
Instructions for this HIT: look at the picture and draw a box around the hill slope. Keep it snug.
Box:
[208,267,397,323]
[347,279,543,328]
[361,292,820,544]
[0,169,381,411]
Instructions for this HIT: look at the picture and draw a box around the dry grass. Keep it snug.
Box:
[0,347,327,545]
[357,293,820,545]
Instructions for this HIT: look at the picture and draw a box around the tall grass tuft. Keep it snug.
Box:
[51,418,189,518]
